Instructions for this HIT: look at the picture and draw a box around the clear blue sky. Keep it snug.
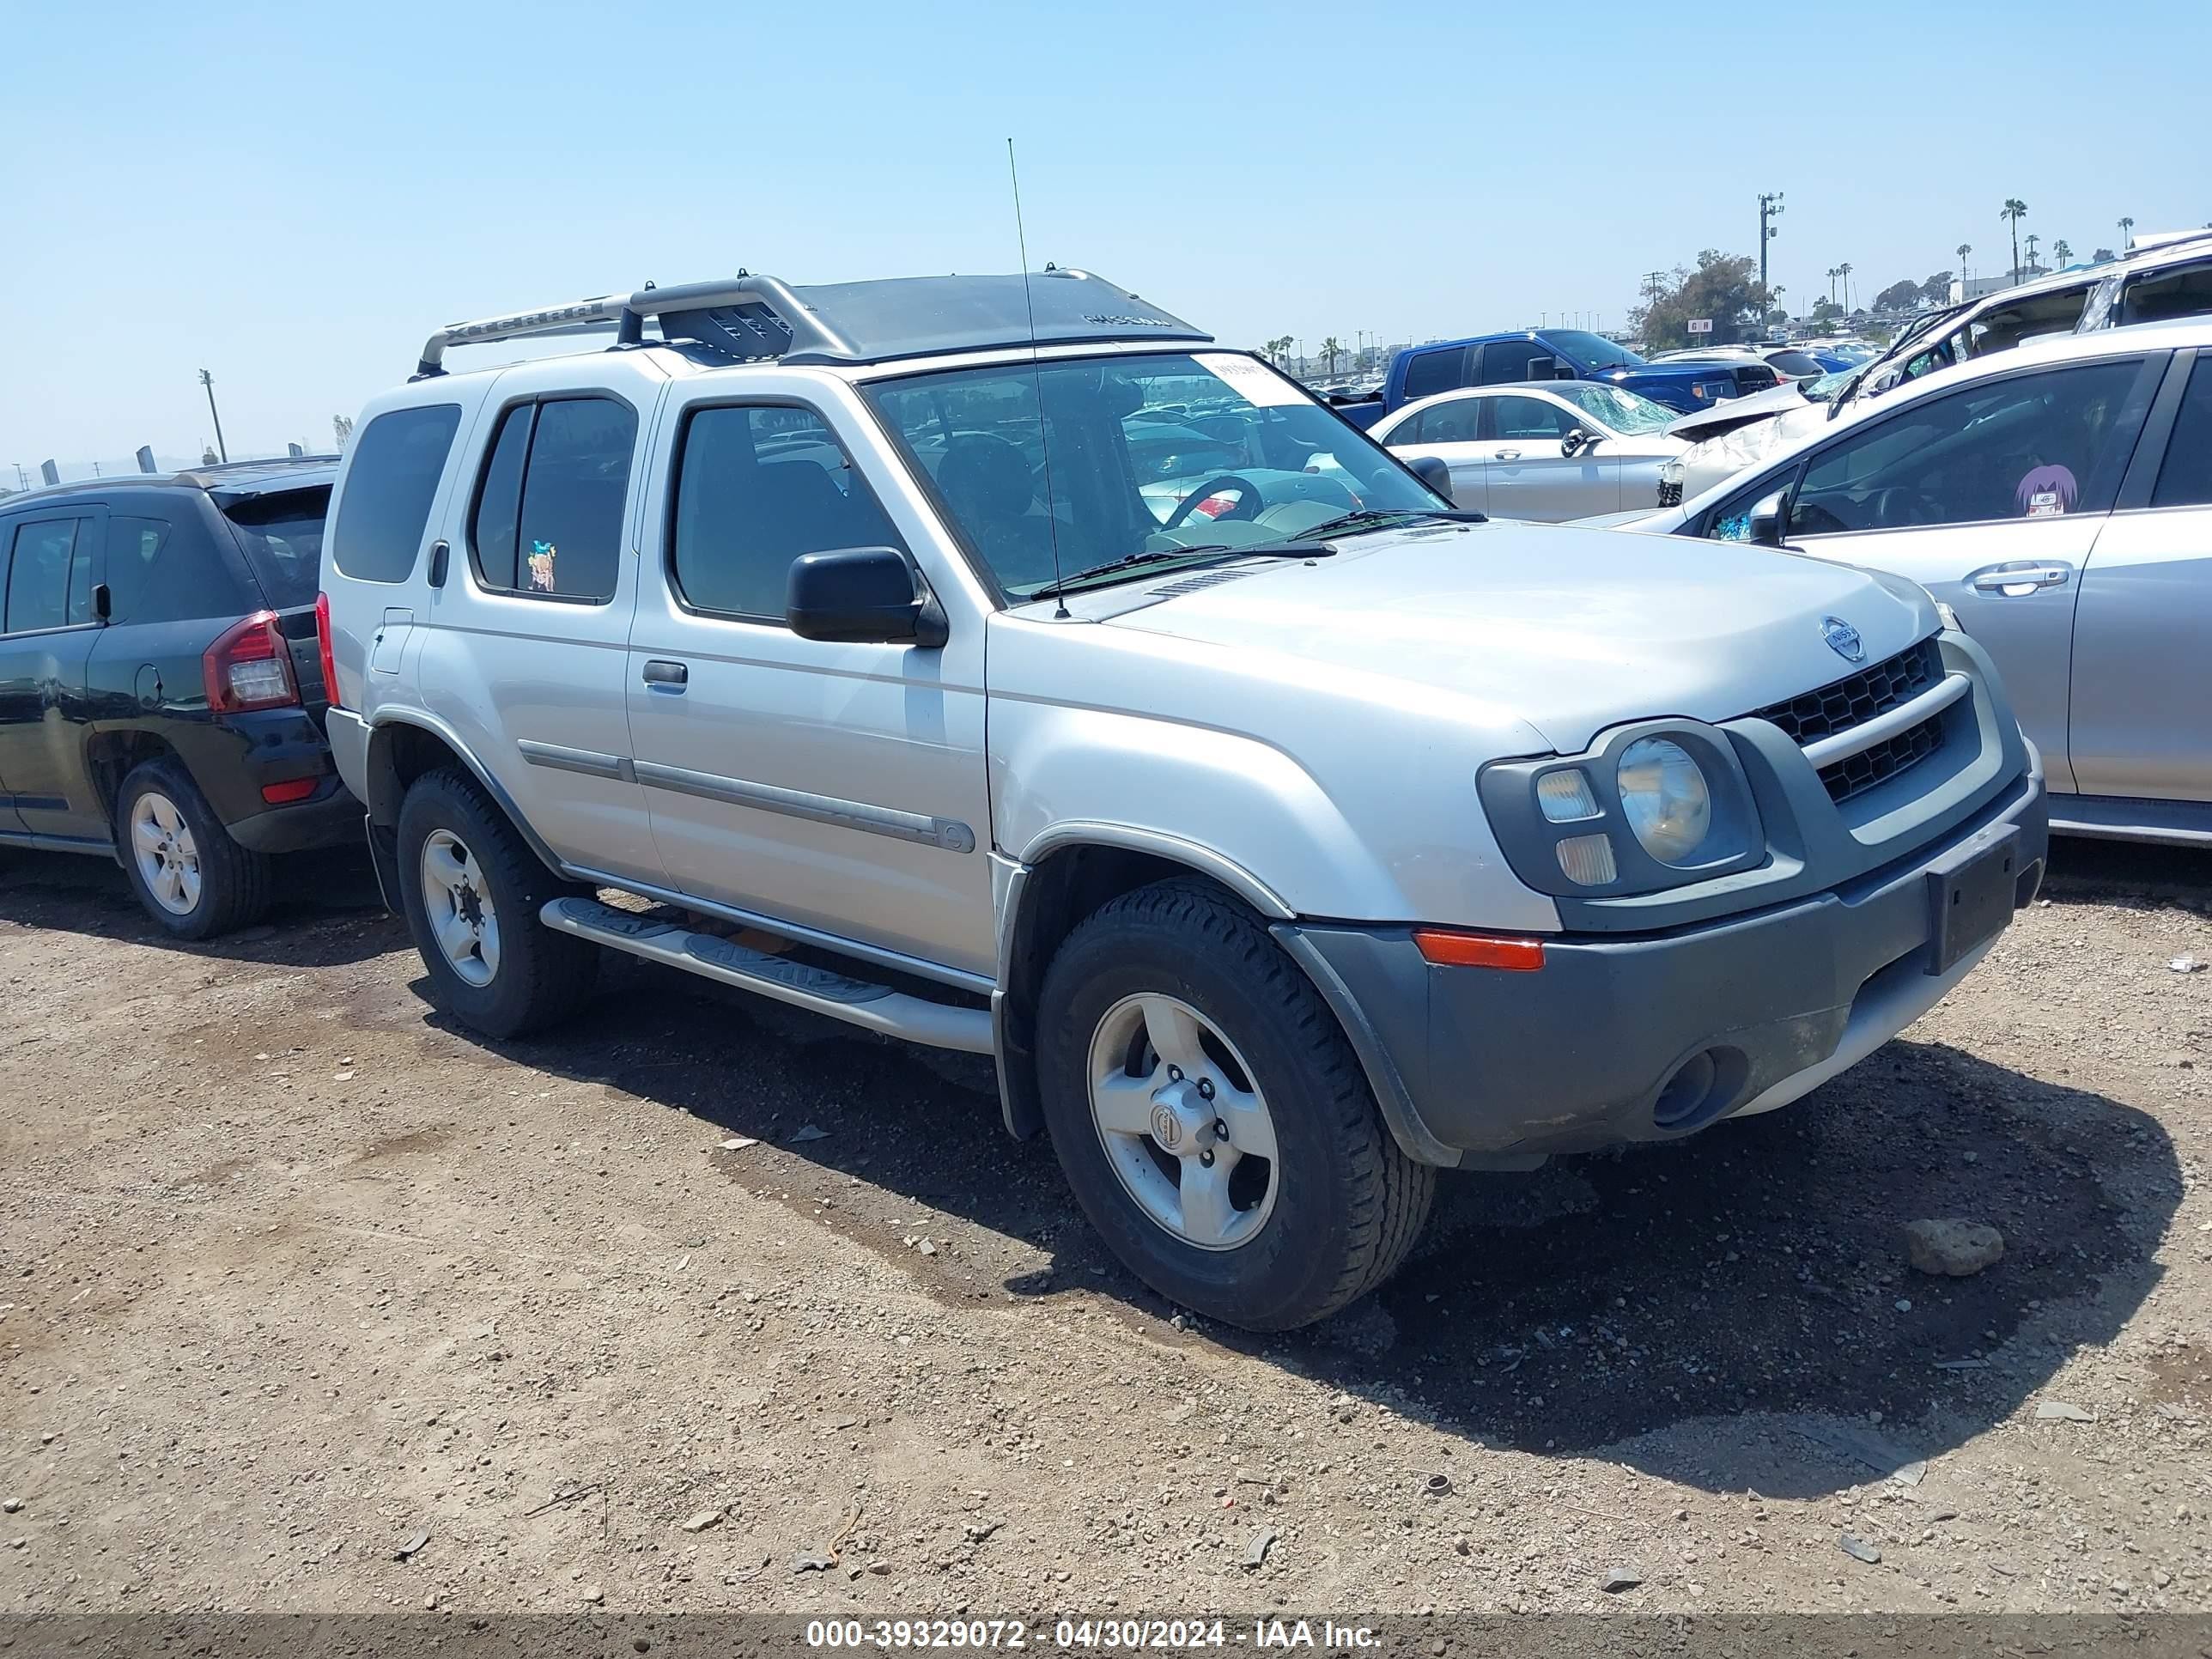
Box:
[3,0,2206,475]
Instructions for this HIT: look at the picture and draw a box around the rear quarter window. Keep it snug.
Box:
[105,510,253,624]
[330,404,462,583]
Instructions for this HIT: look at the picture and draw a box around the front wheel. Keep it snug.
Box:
[396,768,597,1039]
[1036,880,1434,1331]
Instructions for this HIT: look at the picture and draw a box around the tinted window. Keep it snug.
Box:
[1425,400,1480,443]
[223,488,327,610]
[469,403,533,591]
[512,398,636,601]
[2121,260,2212,327]
[1387,410,1424,445]
[1491,395,1578,441]
[105,513,251,624]
[331,404,461,582]
[2151,357,2212,509]
[672,405,903,621]
[1788,361,2147,537]
[1401,348,1468,401]
[1479,341,1550,385]
[4,519,91,633]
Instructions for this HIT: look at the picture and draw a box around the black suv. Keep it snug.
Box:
[0,459,356,937]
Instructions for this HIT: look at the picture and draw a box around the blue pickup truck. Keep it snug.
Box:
[1331,329,1779,428]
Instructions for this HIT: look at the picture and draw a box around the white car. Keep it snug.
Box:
[1622,316,2212,845]
[1660,234,2212,507]
[318,267,2046,1331]
[1373,382,1687,519]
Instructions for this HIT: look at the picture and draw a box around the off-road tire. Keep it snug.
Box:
[396,767,597,1039]
[115,757,274,940]
[1036,878,1434,1330]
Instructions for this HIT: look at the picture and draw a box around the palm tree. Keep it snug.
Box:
[1838,261,1855,312]
[1263,335,1294,368]
[1320,337,1343,378]
[1999,198,2028,284]
[1826,265,1839,305]
[2118,215,2136,250]
[2025,231,2041,273]
[1956,243,1972,294]
[2052,239,2073,267]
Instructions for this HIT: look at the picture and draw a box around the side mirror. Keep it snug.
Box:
[1747,490,1790,548]
[1407,454,1454,500]
[787,547,946,646]
[1524,356,1556,381]
[92,582,112,622]
[1561,428,1601,458]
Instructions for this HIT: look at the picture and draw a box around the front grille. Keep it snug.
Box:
[1752,638,1948,804]
[1817,715,1944,803]
[1656,478,1683,507]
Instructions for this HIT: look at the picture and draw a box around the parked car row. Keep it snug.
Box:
[9,260,2192,1334]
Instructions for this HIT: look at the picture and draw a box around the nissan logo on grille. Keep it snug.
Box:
[1820,617,1866,662]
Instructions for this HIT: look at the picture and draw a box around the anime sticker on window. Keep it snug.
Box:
[528,540,556,591]
[2014,465,2078,519]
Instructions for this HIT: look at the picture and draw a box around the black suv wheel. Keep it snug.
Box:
[115,757,273,940]
[396,767,597,1039]
[1036,879,1434,1331]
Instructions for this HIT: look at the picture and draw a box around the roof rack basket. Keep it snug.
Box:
[414,274,855,378]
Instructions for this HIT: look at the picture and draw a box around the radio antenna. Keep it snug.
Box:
[1008,138,1069,618]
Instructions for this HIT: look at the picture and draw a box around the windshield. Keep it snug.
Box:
[864,352,1443,599]
[1552,383,1676,434]
[223,486,327,609]
[1544,329,1644,371]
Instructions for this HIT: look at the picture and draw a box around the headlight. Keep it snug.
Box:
[1616,738,1712,864]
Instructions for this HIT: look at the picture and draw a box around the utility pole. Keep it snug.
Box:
[199,368,228,464]
[1759,191,1785,293]
[10,464,25,492]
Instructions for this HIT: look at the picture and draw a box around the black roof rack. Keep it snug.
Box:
[414,268,1210,378]
[1,454,337,507]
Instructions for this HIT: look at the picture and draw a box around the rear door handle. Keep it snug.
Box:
[1968,562,2072,595]
[641,659,689,687]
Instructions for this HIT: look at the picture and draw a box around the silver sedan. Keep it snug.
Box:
[1373,382,1688,520]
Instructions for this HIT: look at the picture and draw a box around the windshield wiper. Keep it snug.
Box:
[1029,542,1335,601]
[1296,507,1487,539]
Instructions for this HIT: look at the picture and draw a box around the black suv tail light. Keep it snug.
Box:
[204,610,300,714]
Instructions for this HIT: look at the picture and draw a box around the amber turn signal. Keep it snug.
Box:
[1411,929,1546,970]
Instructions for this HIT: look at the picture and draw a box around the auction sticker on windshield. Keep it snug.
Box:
[1195,353,1306,406]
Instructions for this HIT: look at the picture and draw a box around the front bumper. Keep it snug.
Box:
[1279,761,2046,1168]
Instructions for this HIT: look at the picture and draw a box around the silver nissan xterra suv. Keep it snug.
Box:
[319,268,2048,1331]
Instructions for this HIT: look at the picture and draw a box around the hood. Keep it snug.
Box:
[1666,377,1812,441]
[1677,402,1829,499]
[1101,520,1936,754]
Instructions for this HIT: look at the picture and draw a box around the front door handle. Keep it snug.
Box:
[1494,448,1522,461]
[1968,562,2072,595]
[641,659,689,687]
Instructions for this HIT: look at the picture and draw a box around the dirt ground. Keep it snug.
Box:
[0,836,2206,1620]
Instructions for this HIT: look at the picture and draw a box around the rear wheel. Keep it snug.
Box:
[396,768,596,1038]
[116,757,272,939]
[1036,879,1433,1331]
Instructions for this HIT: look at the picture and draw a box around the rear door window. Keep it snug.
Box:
[105,512,253,624]
[222,487,328,610]
[1788,360,2151,536]
[4,517,94,632]
[330,404,462,582]
[470,396,638,602]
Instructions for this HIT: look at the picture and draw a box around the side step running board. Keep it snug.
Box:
[540,896,994,1054]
